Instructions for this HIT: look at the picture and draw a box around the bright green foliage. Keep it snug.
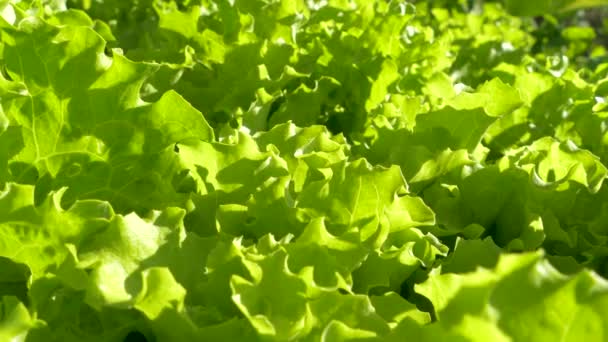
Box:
[505,0,608,15]
[416,251,608,341]
[1,0,608,341]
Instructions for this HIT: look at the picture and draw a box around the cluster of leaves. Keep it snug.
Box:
[1,0,608,341]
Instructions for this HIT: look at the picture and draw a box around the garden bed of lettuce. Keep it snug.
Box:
[1,0,608,341]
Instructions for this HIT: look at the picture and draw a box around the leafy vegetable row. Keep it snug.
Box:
[1,0,608,341]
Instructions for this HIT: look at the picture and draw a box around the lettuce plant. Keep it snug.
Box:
[1,0,608,341]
